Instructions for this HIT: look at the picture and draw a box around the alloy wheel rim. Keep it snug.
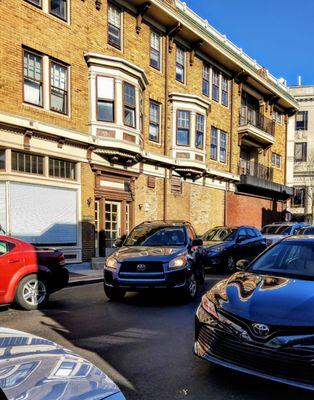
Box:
[227,257,235,271]
[23,279,46,306]
[189,275,197,297]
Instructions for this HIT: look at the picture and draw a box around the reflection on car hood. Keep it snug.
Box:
[208,272,314,326]
[202,241,231,251]
[0,328,124,400]
[263,234,284,242]
[114,246,186,262]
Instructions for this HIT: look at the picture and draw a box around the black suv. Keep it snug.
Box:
[200,226,267,273]
[104,221,203,301]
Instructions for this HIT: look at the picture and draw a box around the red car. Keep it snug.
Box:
[0,235,69,310]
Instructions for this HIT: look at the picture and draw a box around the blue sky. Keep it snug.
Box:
[185,0,313,86]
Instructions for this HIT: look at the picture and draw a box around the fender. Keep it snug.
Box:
[4,264,51,304]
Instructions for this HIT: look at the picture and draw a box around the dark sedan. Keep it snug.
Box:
[195,236,314,390]
[296,225,314,235]
[200,226,266,272]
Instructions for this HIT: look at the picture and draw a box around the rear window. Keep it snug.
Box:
[261,225,292,235]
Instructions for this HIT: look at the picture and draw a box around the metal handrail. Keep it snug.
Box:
[239,160,273,181]
[239,106,275,136]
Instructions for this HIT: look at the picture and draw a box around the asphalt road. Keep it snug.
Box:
[0,276,312,400]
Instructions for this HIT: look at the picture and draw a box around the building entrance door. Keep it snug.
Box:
[104,201,122,256]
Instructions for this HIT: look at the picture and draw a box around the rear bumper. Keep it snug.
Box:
[195,312,314,391]
[49,268,69,292]
[104,267,188,291]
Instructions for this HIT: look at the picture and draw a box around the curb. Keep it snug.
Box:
[68,276,103,287]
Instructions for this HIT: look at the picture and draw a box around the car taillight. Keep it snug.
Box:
[59,254,66,266]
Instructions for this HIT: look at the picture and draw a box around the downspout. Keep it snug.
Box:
[225,78,235,225]
[163,35,169,221]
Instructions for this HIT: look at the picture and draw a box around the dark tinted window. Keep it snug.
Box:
[124,226,186,247]
[202,228,237,242]
[0,241,15,256]
[250,241,314,279]
[261,225,292,235]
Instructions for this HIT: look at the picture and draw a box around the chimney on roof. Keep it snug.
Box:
[298,75,302,86]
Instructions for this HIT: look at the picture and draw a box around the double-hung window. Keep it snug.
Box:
[27,0,42,6]
[124,83,136,128]
[295,142,307,162]
[219,131,227,163]
[23,51,43,107]
[50,61,68,114]
[296,111,308,130]
[273,109,282,124]
[210,127,218,160]
[271,153,281,168]
[195,114,205,149]
[212,69,219,102]
[202,64,210,97]
[177,111,190,146]
[149,101,160,142]
[97,76,114,122]
[221,75,229,106]
[50,0,67,21]
[176,46,185,83]
[292,188,305,207]
[108,3,122,49]
[150,31,161,70]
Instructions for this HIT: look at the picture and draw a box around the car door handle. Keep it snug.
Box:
[8,259,19,264]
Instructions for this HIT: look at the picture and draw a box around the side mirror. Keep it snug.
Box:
[113,234,126,248]
[192,238,203,247]
[236,259,250,271]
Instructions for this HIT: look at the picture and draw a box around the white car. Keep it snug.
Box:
[261,223,309,246]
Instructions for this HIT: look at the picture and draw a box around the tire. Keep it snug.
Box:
[104,285,126,301]
[14,274,49,311]
[225,255,236,273]
[181,272,198,301]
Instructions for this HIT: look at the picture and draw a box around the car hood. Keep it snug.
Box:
[113,246,186,262]
[0,328,125,400]
[202,241,232,252]
[208,272,314,326]
[263,234,284,242]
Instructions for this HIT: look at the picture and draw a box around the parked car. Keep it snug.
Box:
[104,220,203,301]
[0,235,68,310]
[200,226,267,273]
[296,225,314,235]
[261,222,308,246]
[195,235,314,390]
[0,327,125,400]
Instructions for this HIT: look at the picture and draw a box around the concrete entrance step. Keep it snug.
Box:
[92,257,106,270]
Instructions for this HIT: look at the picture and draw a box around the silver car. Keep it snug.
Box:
[0,328,125,400]
[261,222,309,246]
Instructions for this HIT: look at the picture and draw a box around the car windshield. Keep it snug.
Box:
[261,225,292,235]
[249,241,314,280]
[124,226,186,247]
[202,228,237,242]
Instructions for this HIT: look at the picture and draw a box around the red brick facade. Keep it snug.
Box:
[226,192,285,229]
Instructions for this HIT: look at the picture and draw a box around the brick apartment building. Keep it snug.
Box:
[0,0,298,262]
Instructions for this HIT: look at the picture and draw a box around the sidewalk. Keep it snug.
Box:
[66,262,104,286]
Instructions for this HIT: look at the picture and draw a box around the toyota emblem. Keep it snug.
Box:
[136,264,146,272]
[252,323,270,337]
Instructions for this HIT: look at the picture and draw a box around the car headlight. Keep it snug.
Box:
[201,295,218,318]
[106,256,118,270]
[168,256,187,270]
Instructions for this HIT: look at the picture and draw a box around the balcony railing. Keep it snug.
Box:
[239,106,275,136]
[239,160,273,181]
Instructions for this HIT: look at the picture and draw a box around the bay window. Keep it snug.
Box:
[50,61,68,114]
[177,111,190,146]
[176,46,185,83]
[97,76,115,122]
[50,0,67,21]
[150,31,161,70]
[149,101,160,142]
[23,51,43,107]
[108,3,122,49]
[123,83,136,128]
[196,114,204,149]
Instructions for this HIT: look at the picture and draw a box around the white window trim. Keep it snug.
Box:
[210,128,228,164]
[150,30,162,73]
[175,45,186,85]
[25,0,70,24]
[107,3,124,53]
[271,152,282,169]
[148,100,162,144]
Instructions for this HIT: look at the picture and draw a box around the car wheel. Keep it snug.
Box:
[104,285,126,301]
[225,256,236,273]
[15,274,49,311]
[182,273,198,301]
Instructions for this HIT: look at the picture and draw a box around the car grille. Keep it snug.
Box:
[197,324,314,385]
[119,261,164,280]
